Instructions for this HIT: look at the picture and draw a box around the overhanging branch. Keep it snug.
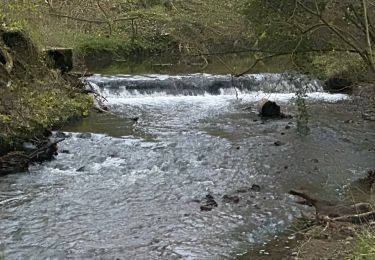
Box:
[49,12,140,25]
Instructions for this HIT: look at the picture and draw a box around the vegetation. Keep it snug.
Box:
[0,0,249,66]
[0,28,92,154]
[348,229,375,260]
[242,0,375,81]
[1,0,374,81]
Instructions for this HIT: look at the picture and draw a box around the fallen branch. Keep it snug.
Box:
[289,189,375,223]
[49,12,140,24]
[28,138,64,162]
[329,210,375,223]
[83,80,109,113]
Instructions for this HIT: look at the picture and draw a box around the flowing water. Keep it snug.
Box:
[1,74,375,259]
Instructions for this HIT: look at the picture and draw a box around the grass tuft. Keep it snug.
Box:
[347,229,375,260]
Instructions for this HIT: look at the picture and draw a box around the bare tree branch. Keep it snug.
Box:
[363,0,374,69]
[49,12,109,24]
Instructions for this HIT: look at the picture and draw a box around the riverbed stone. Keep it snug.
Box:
[76,133,92,139]
[251,184,261,192]
[76,166,85,172]
[222,194,240,204]
[274,140,286,146]
[258,99,281,117]
[200,194,218,211]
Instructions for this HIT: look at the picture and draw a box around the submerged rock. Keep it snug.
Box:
[130,117,139,123]
[76,133,92,139]
[222,194,240,204]
[251,184,261,192]
[200,194,218,211]
[235,184,262,193]
[274,140,286,146]
[362,113,375,121]
[76,166,86,172]
[55,131,69,138]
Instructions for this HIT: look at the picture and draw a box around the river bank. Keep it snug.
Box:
[0,28,93,175]
[239,219,375,259]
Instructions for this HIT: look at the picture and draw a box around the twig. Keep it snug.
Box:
[28,138,64,160]
[296,221,329,258]
[330,211,375,223]
[215,56,239,99]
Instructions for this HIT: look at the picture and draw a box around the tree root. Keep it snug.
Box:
[0,138,64,176]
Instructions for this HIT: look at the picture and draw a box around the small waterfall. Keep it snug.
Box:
[87,73,323,98]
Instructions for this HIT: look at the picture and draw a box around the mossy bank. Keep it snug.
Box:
[0,27,93,157]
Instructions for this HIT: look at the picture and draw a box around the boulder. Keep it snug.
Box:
[200,194,218,211]
[257,99,281,117]
[222,194,240,204]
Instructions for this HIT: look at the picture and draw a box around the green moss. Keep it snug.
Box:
[347,230,375,260]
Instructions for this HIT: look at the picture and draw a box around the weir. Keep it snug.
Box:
[87,73,323,97]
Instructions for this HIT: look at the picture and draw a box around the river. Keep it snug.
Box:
[1,73,374,259]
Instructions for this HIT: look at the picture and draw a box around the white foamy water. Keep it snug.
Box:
[101,90,349,106]
[87,74,349,106]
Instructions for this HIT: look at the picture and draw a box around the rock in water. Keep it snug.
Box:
[251,184,261,191]
[257,99,281,117]
[222,195,240,204]
[77,133,92,139]
[200,194,218,211]
[274,140,286,146]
